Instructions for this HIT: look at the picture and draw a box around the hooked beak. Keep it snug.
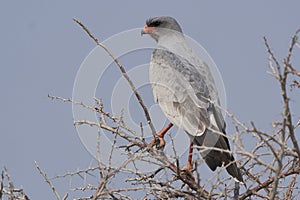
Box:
[141,25,157,36]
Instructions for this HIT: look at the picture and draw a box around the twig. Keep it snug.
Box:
[263,33,300,199]
[0,170,3,199]
[284,29,300,159]
[72,18,157,137]
[264,34,300,159]
[62,193,68,200]
[240,154,300,199]
[51,166,99,179]
[75,119,212,198]
[96,128,105,179]
[92,154,139,200]
[286,174,297,199]
[35,161,61,200]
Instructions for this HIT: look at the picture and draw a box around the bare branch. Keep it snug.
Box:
[72,18,157,137]
[43,26,300,199]
[240,164,300,199]
[35,161,61,200]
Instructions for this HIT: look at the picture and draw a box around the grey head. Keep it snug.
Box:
[141,16,183,42]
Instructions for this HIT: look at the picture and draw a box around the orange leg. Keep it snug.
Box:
[182,140,193,171]
[149,123,173,149]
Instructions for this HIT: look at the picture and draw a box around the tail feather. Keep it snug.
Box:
[226,156,244,183]
[192,129,244,183]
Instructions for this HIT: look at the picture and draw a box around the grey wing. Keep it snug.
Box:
[186,53,226,133]
[150,49,213,136]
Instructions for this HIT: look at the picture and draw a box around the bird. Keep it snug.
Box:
[141,16,243,183]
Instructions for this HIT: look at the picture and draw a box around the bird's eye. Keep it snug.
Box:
[150,20,161,27]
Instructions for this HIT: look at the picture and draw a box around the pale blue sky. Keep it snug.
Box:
[1,1,300,199]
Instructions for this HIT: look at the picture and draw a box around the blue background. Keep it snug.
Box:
[1,1,299,199]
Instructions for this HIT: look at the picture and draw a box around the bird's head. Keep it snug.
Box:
[141,16,183,42]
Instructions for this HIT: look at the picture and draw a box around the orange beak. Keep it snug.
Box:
[141,25,157,35]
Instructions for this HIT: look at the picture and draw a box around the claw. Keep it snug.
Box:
[149,136,166,149]
[180,166,195,184]
[148,123,173,150]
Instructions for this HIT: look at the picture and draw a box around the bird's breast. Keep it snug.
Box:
[149,58,190,104]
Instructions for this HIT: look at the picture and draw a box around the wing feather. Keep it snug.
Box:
[150,48,217,136]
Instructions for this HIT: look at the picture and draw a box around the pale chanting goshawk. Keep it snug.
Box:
[141,16,243,183]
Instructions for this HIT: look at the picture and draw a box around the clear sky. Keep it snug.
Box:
[1,1,300,199]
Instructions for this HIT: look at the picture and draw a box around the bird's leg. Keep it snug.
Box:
[149,123,173,149]
[182,140,194,171]
[179,140,195,182]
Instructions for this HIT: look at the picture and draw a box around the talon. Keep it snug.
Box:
[149,136,166,149]
[180,166,195,182]
[148,123,173,150]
